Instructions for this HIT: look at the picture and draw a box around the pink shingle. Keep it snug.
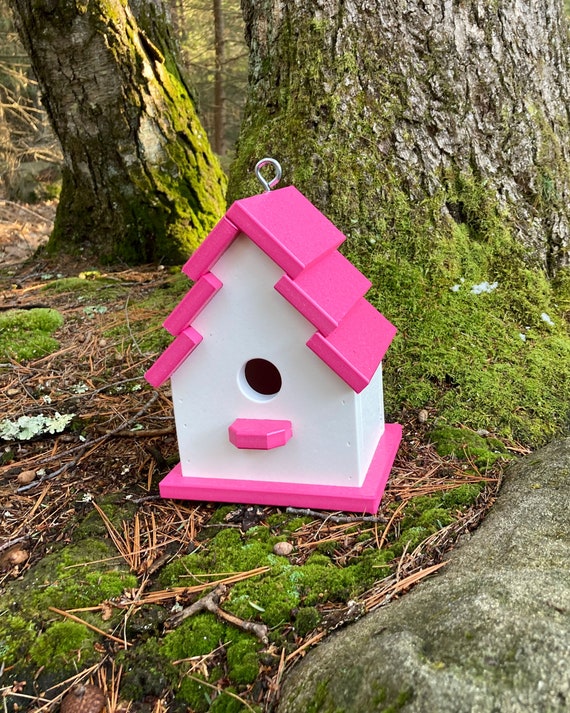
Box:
[183,216,239,281]
[183,187,345,282]
[145,326,202,388]
[163,272,222,336]
[227,186,345,277]
[274,250,371,336]
[307,299,397,393]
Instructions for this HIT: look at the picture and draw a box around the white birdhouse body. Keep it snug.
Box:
[146,185,401,513]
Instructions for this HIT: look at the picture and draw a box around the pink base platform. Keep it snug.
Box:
[158,423,402,514]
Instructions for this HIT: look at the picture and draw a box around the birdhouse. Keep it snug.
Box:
[145,160,401,513]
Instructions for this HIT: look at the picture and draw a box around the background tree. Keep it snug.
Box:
[230,0,570,444]
[231,0,570,275]
[8,0,227,264]
[173,0,247,168]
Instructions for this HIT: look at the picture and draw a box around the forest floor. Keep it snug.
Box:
[0,200,513,712]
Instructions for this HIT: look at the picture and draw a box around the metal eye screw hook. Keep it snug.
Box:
[255,157,282,192]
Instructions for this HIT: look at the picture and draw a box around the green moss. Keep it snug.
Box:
[354,172,570,447]
[116,638,177,701]
[373,686,415,712]
[43,275,126,300]
[390,486,485,556]
[226,572,299,628]
[441,483,485,507]
[0,308,63,361]
[393,526,433,554]
[176,674,211,712]
[305,679,345,713]
[552,267,570,315]
[243,525,276,544]
[0,614,37,664]
[210,690,260,712]
[226,638,260,685]
[316,540,339,556]
[22,538,138,612]
[294,607,321,637]
[295,561,360,606]
[161,620,264,705]
[74,498,136,538]
[160,529,275,587]
[430,426,510,469]
[161,613,226,659]
[208,504,241,524]
[0,533,137,674]
[29,621,97,670]
[282,517,314,532]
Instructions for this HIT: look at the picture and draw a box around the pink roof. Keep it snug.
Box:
[184,186,345,280]
[145,186,396,393]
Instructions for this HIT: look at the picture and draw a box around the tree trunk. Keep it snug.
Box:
[231,0,570,275]
[9,0,227,264]
[213,0,226,156]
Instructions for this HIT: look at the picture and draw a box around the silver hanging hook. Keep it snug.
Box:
[255,157,282,192]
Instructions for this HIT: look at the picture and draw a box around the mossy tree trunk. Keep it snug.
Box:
[9,0,227,264]
[231,0,570,275]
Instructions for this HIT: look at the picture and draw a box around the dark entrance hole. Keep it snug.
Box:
[244,358,282,396]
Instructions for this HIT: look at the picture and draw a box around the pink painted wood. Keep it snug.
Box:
[159,423,402,513]
[144,326,202,389]
[227,186,344,277]
[163,273,223,336]
[183,187,345,282]
[228,418,293,450]
[183,216,240,281]
[307,299,397,393]
[274,249,371,336]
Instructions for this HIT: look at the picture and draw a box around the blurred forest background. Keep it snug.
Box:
[0,0,247,202]
[3,0,570,203]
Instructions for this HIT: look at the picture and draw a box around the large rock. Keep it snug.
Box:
[278,438,570,713]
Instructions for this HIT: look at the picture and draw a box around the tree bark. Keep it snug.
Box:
[9,0,227,264]
[231,0,570,275]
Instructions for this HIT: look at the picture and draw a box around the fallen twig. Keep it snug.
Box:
[169,584,269,644]
[93,426,174,438]
[0,535,28,553]
[285,507,387,524]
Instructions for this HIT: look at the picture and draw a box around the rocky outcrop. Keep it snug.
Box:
[278,437,570,713]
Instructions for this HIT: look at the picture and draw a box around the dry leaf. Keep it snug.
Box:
[0,547,29,569]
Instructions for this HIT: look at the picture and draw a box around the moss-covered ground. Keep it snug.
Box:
[0,474,492,712]
[0,308,63,361]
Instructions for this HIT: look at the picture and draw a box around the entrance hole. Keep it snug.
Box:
[242,358,282,397]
